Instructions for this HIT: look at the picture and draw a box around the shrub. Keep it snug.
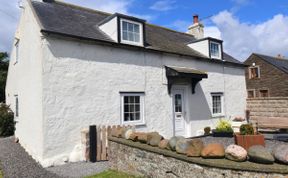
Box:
[239,124,254,135]
[0,104,15,137]
[204,127,211,135]
[215,119,233,133]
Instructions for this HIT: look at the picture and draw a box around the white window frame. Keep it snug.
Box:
[120,92,145,125]
[14,95,19,119]
[248,66,260,79]
[15,39,19,64]
[210,41,221,59]
[211,93,224,117]
[120,18,143,46]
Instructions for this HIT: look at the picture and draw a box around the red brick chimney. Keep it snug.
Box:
[193,15,199,24]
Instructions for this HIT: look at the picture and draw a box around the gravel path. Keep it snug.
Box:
[0,137,60,178]
[46,161,109,178]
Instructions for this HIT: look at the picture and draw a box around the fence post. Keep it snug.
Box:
[89,125,96,162]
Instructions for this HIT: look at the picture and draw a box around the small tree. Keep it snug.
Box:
[0,52,9,102]
[0,104,15,137]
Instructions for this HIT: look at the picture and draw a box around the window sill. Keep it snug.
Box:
[122,121,146,126]
[211,114,225,118]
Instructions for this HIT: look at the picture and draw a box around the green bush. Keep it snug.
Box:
[0,104,15,137]
[240,124,254,135]
[215,119,233,133]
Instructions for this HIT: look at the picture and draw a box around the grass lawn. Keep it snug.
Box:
[86,170,141,178]
[0,170,3,178]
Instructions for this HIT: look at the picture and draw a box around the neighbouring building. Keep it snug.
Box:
[6,0,246,167]
[244,53,288,98]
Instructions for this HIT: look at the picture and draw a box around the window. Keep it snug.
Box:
[211,93,223,116]
[249,66,260,79]
[15,40,19,63]
[120,19,142,45]
[259,89,269,97]
[247,90,255,98]
[174,94,182,113]
[15,95,19,118]
[121,93,144,125]
[210,41,220,59]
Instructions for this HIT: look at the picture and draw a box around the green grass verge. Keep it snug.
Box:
[86,169,141,178]
[0,169,3,178]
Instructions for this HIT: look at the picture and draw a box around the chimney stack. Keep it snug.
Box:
[276,54,284,59]
[187,14,204,39]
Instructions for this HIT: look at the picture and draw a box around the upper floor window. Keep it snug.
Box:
[249,66,260,79]
[210,41,220,59]
[15,39,19,63]
[120,92,145,125]
[120,19,143,46]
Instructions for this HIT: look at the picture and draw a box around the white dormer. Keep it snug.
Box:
[188,37,223,60]
[99,13,145,47]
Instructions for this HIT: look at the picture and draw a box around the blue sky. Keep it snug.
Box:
[1,0,288,61]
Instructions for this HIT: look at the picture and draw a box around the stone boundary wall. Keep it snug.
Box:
[247,97,288,120]
[108,137,288,178]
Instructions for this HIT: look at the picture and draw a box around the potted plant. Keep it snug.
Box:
[234,124,265,150]
[204,126,211,135]
[212,119,234,137]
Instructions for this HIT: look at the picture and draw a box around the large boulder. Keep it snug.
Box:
[186,139,204,157]
[124,129,134,140]
[248,145,274,164]
[129,132,144,142]
[175,139,189,154]
[201,143,225,158]
[225,144,247,162]
[169,136,185,151]
[147,132,163,146]
[273,144,288,164]
[176,138,203,156]
[158,139,170,149]
[111,127,123,138]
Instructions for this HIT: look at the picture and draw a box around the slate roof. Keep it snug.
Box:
[253,53,288,74]
[30,0,243,66]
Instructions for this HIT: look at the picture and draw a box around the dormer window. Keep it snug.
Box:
[120,19,143,46]
[210,41,220,59]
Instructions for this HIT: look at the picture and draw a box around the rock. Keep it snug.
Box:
[124,129,134,140]
[201,143,225,158]
[273,144,288,164]
[176,139,189,154]
[158,139,169,149]
[111,127,123,138]
[186,139,204,157]
[147,132,163,146]
[129,132,143,141]
[169,136,185,151]
[138,133,148,143]
[248,145,274,164]
[225,144,247,162]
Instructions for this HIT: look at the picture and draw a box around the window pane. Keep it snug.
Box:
[128,23,133,31]
[210,43,219,58]
[124,113,129,121]
[135,113,140,120]
[122,94,142,122]
[212,95,221,114]
[134,24,140,33]
[128,32,134,41]
[135,104,140,112]
[134,33,140,42]
[122,31,128,40]
[175,94,182,112]
[135,96,140,103]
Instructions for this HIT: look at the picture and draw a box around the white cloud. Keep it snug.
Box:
[208,11,288,61]
[150,0,176,11]
[169,20,190,32]
[204,26,221,39]
[0,0,21,52]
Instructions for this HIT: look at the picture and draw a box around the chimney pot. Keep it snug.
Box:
[193,15,199,24]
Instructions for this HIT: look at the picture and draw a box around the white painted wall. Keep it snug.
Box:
[39,36,246,166]
[5,0,44,163]
[99,16,118,42]
[188,39,209,57]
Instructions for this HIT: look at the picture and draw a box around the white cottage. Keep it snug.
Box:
[6,0,247,167]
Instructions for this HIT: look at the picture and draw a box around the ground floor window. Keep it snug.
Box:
[120,92,144,125]
[259,89,269,97]
[247,90,255,98]
[14,95,19,118]
[211,93,223,116]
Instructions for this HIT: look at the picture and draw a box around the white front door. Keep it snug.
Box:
[172,87,186,136]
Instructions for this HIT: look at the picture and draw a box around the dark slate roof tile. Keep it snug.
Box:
[254,53,288,74]
[30,0,243,66]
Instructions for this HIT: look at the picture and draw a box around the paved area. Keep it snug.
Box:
[0,137,109,178]
[0,137,60,178]
[46,161,109,178]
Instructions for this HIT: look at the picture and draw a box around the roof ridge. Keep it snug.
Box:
[253,53,288,61]
[53,0,194,38]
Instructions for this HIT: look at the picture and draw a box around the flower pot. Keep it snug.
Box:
[234,134,265,150]
[212,130,234,137]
